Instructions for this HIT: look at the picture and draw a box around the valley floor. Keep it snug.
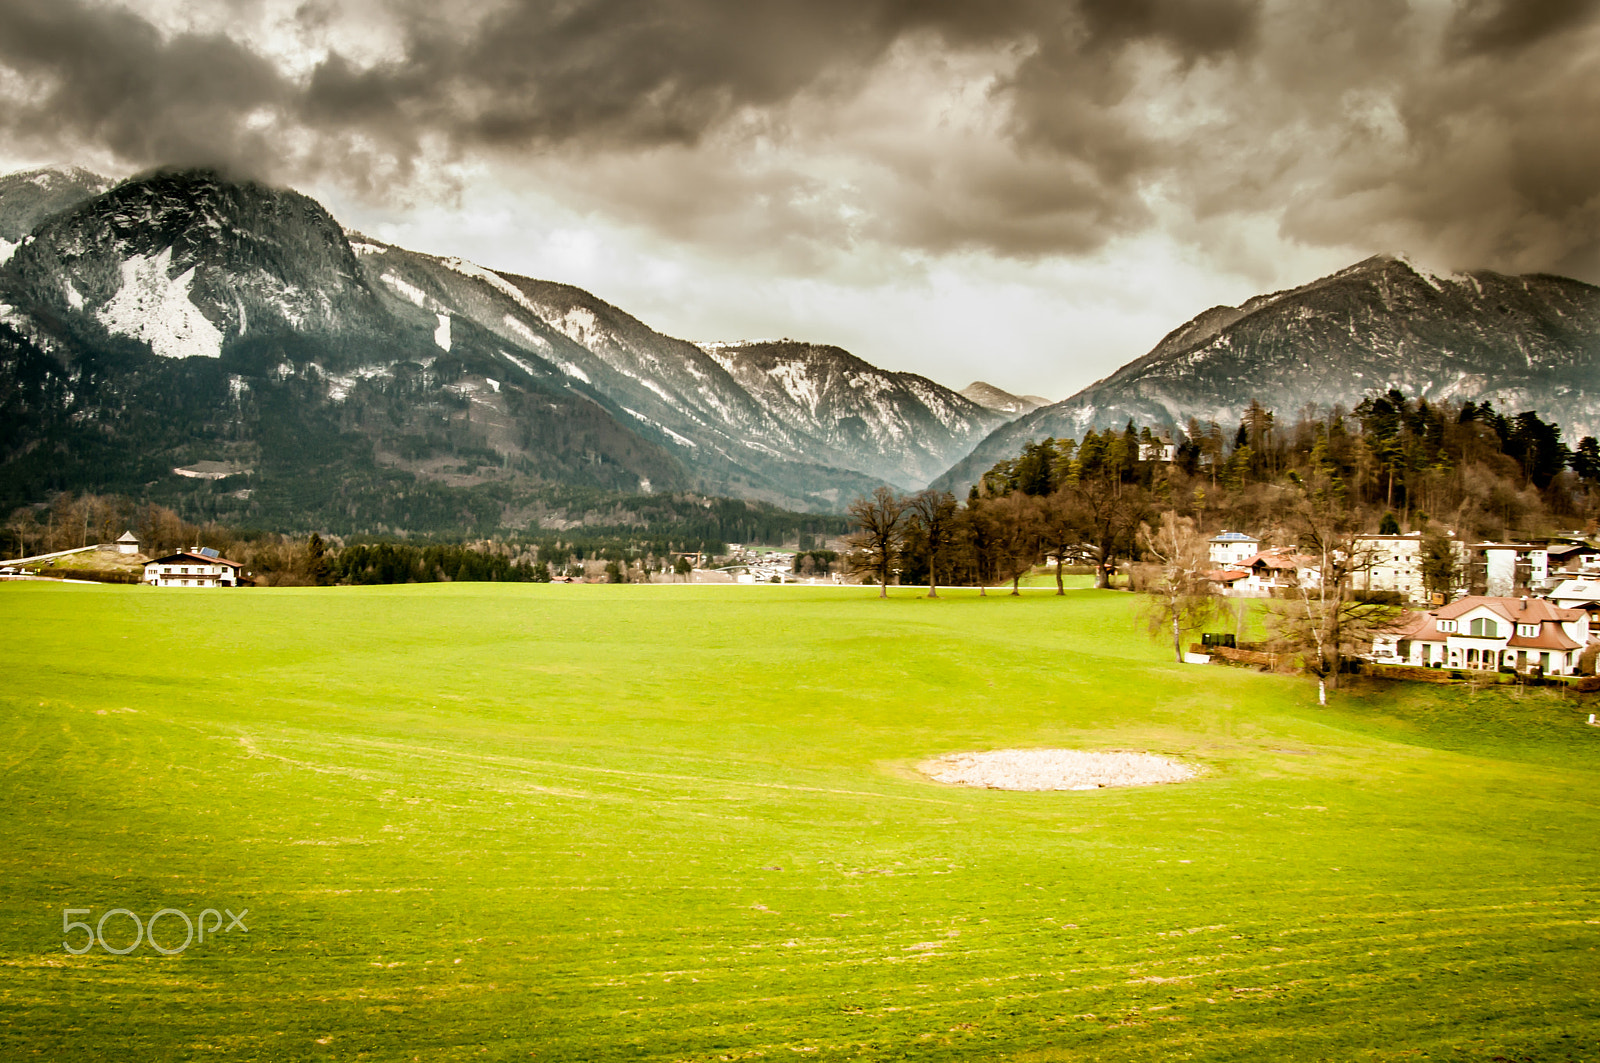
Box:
[0,583,1596,1061]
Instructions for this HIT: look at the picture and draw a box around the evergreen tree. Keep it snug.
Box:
[306,532,331,586]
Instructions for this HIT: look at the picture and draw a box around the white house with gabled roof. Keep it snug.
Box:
[1373,595,1590,675]
[143,548,244,588]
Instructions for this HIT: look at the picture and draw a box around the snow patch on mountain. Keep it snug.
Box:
[623,407,697,448]
[501,313,552,350]
[96,248,223,359]
[907,380,967,431]
[433,312,451,351]
[440,257,554,322]
[698,339,779,349]
[767,360,821,413]
[1391,252,1469,293]
[497,350,541,378]
[552,306,601,348]
[640,377,674,403]
[380,272,428,308]
[555,358,591,384]
[0,237,15,265]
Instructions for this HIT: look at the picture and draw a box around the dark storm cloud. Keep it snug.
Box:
[1,0,1597,280]
[294,0,1031,148]
[1449,0,1600,55]
[0,0,288,173]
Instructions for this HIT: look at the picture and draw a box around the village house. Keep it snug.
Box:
[1373,595,1591,675]
[1544,540,1600,578]
[1208,531,1260,567]
[1470,542,1549,597]
[143,548,244,588]
[1206,567,1251,595]
[1138,440,1177,463]
[1546,578,1600,638]
[1353,532,1466,604]
[1207,546,1319,597]
[1241,548,1316,595]
[115,530,140,555]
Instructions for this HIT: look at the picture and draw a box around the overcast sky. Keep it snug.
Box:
[1,0,1596,400]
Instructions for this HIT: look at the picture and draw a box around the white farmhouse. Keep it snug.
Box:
[1374,595,1590,675]
[144,548,244,588]
[1208,531,1259,567]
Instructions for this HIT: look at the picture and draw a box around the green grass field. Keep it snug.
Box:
[2,582,1597,1061]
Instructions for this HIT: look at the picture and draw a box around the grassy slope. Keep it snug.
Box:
[0,582,1596,1061]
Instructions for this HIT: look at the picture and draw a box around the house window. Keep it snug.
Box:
[1438,620,1456,633]
[1518,624,1538,637]
[1469,618,1498,637]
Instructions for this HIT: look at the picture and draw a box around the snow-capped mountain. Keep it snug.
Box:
[0,166,1001,523]
[935,254,1600,492]
[348,244,1003,496]
[694,340,1003,488]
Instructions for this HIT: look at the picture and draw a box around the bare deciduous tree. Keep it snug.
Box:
[905,489,958,598]
[845,487,908,598]
[986,491,1043,595]
[1137,512,1225,663]
[1265,481,1401,704]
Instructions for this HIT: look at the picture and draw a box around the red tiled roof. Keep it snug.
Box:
[1431,595,1584,625]
[1207,569,1250,583]
[1506,628,1582,651]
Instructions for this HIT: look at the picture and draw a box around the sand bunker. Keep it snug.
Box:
[920,749,1195,791]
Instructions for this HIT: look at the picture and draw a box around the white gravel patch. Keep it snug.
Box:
[921,749,1195,791]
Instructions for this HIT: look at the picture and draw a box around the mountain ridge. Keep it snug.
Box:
[0,166,1001,527]
[933,253,1600,493]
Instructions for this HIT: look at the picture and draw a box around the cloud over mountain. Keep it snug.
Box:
[0,0,1596,285]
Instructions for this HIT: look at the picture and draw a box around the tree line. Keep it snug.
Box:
[0,493,741,586]
[844,392,1600,698]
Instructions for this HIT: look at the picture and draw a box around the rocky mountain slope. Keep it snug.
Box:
[0,166,1001,528]
[958,381,1050,416]
[0,167,111,261]
[696,340,1001,488]
[935,254,1600,492]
